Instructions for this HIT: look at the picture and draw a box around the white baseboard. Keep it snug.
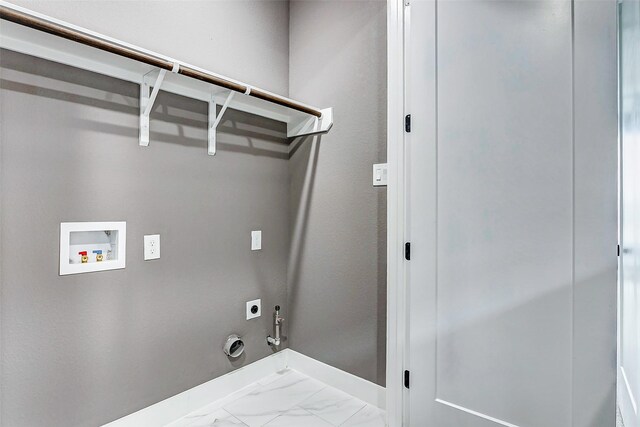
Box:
[283,349,386,410]
[102,349,386,427]
[103,351,287,427]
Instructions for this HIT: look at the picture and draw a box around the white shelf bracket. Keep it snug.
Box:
[208,91,235,156]
[286,107,334,139]
[139,63,179,147]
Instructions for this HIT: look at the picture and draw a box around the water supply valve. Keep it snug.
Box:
[78,251,88,264]
[93,250,103,262]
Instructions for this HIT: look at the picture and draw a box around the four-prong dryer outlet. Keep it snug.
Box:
[246,299,261,320]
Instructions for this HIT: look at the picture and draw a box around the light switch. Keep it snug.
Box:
[251,230,262,251]
[373,163,388,187]
[144,234,160,260]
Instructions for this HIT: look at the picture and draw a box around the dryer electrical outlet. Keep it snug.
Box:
[246,299,261,320]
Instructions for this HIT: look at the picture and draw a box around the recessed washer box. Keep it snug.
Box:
[59,221,126,275]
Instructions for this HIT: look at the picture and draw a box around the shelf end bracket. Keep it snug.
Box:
[287,107,334,139]
[208,91,235,156]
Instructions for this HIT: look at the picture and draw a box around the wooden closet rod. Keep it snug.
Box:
[0,5,323,118]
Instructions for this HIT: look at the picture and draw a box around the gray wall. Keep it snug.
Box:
[8,0,290,95]
[0,2,292,426]
[287,0,387,386]
[0,1,389,425]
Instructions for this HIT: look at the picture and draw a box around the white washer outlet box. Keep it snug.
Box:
[144,234,160,260]
[246,299,261,320]
[251,230,262,251]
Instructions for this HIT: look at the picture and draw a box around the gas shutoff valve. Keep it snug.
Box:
[267,305,284,347]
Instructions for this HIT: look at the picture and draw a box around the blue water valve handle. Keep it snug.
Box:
[93,249,104,262]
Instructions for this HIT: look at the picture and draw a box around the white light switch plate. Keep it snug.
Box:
[251,230,262,251]
[246,299,261,320]
[373,163,388,187]
[144,234,160,260]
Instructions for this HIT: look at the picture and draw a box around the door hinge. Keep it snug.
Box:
[404,370,410,389]
[405,114,411,133]
[405,242,411,260]
[618,244,620,257]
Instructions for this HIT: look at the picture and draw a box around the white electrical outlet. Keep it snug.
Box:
[144,234,160,260]
[251,230,262,251]
[246,299,261,320]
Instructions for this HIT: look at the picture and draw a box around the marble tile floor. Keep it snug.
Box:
[617,406,624,427]
[166,369,386,427]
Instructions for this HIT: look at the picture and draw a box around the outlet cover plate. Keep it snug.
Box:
[373,163,388,187]
[251,230,262,251]
[144,234,160,260]
[246,298,261,320]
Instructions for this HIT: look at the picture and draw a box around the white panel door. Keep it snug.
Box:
[405,1,618,426]
[619,1,640,426]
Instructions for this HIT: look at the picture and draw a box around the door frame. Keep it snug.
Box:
[386,0,407,426]
[617,1,638,425]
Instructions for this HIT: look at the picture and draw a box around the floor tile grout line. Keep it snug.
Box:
[175,407,247,427]
[296,384,331,407]
[337,404,369,427]
[223,409,249,427]
[308,404,367,427]
[224,371,318,411]
[247,385,329,424]
[291,405,341,427]
[298,391,368,426]
[222,373,329,426]
[261,407,328,427]
[181,381,265,422]
[225,383,327,416]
